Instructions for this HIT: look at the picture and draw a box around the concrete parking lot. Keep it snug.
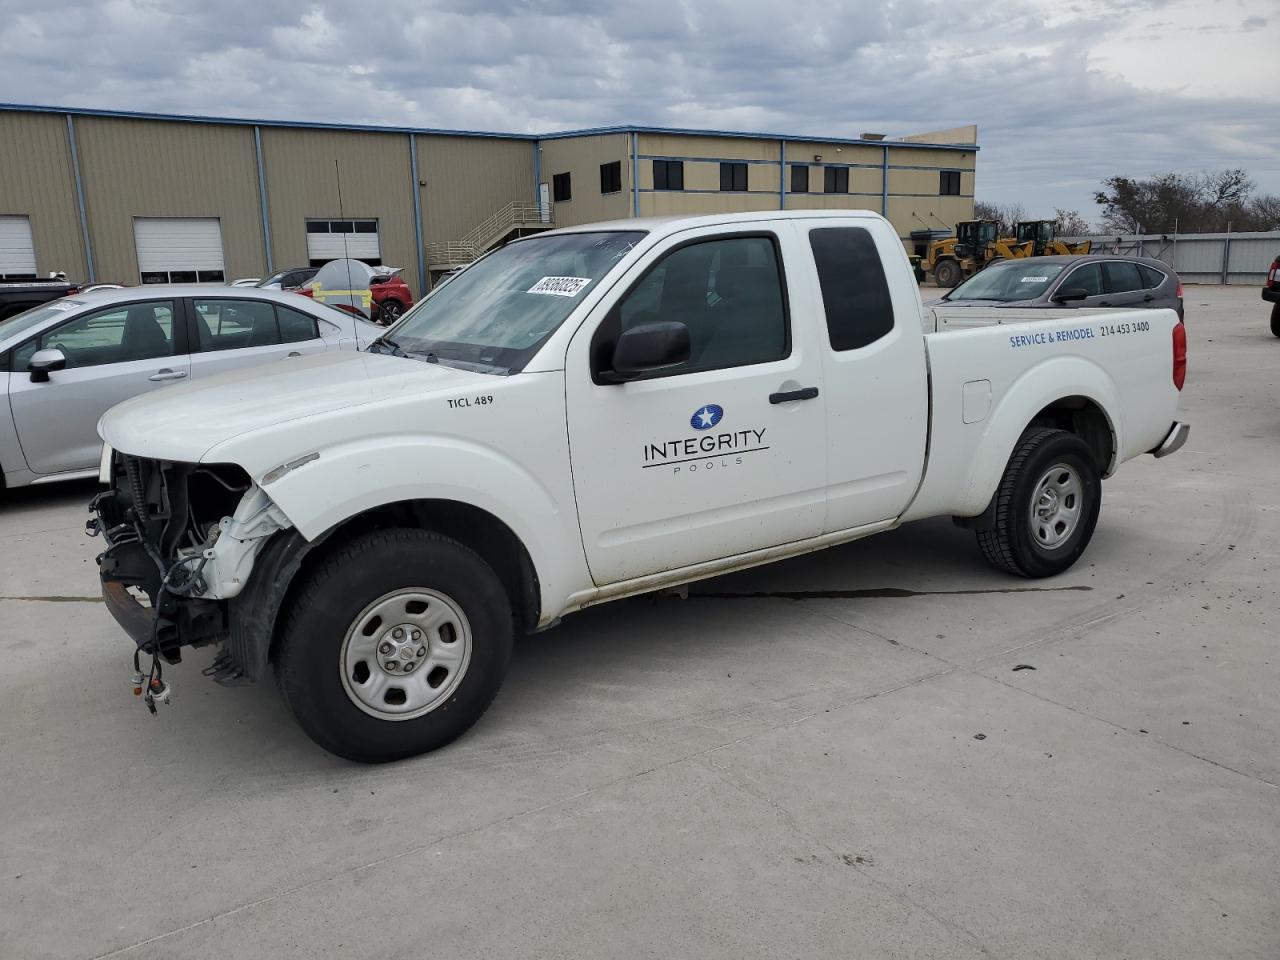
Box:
[2,284,1277,959]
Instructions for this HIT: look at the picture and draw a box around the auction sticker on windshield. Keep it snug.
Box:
[527,276,593,297]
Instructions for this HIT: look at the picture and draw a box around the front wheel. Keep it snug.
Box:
[1270,302,1279,338]
[976,428,1101,578]
[934,258,962,288]
[275,529,514,762]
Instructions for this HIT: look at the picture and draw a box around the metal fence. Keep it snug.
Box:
[1059,231,1280,285]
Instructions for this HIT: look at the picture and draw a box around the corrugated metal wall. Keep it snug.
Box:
[75,116,264,283]
[260,127,417,289]
[1061,232,1280,284]
[0,112,87,278]
[416,135,535,247]
[538,134,632,227]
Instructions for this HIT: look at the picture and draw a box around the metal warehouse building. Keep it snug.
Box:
[0,104,978,298]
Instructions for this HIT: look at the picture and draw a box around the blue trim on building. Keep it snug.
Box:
[881,145,889,217]
[253,126,273,274]
[1,103,980,152]
[630,132,640,217]
[778,140,786,210]
[64,114,95,283]
[409,134,427,295]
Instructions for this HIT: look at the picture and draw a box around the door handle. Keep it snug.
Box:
[149,369,187,382]
[1098,301,1111,307]
[1143,294,1154,302]
[769,386,819,404]
[287,351,301,358]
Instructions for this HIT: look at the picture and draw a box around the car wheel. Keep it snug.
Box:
[275,529,514,762]
[379,300,403,325]
[1271,302,1280,338]
[976,428,1101,578]
[934,259,962,288]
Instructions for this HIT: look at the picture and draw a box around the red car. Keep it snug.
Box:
[370,268,414,325]
[1264,253,1279,338]
[294,264,414,325]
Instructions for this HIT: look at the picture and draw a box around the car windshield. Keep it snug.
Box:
[385,231,645,373]
[256,272,287,287]
[0,299,84,343]
[946,261,1068,302]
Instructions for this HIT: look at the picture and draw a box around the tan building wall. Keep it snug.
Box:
[0,112,86,278]
[639,133,781,163]
[418,134,534,247]
[260,127,419,291]
[537,134,632,228]
[74,116,264,284]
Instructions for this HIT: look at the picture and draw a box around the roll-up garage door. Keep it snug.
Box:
[305,219,381,265]
[134,217,225,284]
[0,216,37,279]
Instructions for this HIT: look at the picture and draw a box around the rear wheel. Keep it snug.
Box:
[276,529,513,762]
[934,259,962,288]
[378,300,404,325]
[976,428,1101,578]
[1270,302,1279,338]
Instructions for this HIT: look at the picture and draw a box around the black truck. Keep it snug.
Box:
[0,276,80,322]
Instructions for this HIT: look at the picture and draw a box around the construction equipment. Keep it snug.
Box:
[1015,220,1092,257]
[924,220,1034,287]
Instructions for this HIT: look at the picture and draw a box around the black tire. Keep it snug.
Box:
[276,529,514,762]
[1271,302,1279,338]
[378,300,404,326]
[934,259,962,288]
[976,428,1101,578]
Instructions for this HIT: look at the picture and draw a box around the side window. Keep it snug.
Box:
[653,160,684,191]
[790,165,809,194]
[719,162,748,192]
[940,171,962,196]
[809,228,895,351]
[552,172,571,203]
[1138,264,1166,289]
[14,301,175,371]
[824,167,849,194]
[194,298,279,351]
[599,235,788,378]
[277,304,321,343]
[1104,261,1143,294]
[1063,263,1103,297]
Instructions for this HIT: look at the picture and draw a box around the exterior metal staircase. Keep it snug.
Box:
[426,201,552,269]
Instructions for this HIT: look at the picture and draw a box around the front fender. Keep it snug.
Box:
[248,434,587,624]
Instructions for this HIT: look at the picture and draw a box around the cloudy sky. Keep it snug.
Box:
[1,0,1275,222]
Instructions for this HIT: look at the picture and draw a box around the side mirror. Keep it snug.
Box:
[29,348,67,383]
[606,321,691,382]
[1051,287,1089,303]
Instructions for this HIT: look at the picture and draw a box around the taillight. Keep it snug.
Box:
[1172,322,1187,391]
[1175,280,1183,299]
[65,286,79,296]
[1268,259,1279,286]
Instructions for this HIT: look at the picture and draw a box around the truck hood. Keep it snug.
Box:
[99,351,498,463]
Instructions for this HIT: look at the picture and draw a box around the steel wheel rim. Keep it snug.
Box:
[1029,462,1083,549]
[340,588,473,721]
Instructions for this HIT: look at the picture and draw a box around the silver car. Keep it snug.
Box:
[0,286,380,489]
[934,255,1185,322]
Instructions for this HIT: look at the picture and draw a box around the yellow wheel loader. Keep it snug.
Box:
[926,220,1033,288]
[1015,220,1092,256]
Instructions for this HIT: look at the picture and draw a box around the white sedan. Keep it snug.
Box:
[0,285,381,490]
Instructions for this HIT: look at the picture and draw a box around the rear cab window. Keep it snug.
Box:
[808,227,895,350]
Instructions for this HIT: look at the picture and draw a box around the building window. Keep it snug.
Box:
[790,165,809,194]
[553,172,572,202]
[824,167,849,194]
[653,160,684,191]
[719,162,748,192]
[0,215,37,279]
[600,161,622,194]
[940,171,962,196]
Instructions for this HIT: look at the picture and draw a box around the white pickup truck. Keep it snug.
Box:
[90,211,1189,762]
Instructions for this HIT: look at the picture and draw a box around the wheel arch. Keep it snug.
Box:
[226,497,543,684]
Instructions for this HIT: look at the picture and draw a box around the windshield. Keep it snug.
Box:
[387,231,644,372]
[946,261,1068,302]
[0,299,83,343]
[257,272,287,287]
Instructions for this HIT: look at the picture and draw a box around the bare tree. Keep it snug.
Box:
[1094,169,1276,233]
[973,201,1025,235]
[1054,209,1092,236]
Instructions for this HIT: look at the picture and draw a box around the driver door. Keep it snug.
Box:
[8,300,189,475]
